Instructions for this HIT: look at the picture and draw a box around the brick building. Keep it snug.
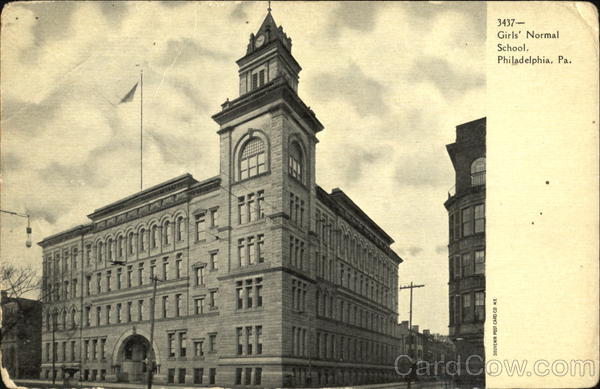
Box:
[38,11,404,388]
[444,117,486,383]
[1,291,43,379]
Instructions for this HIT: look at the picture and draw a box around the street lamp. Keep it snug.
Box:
[0,209,32,247]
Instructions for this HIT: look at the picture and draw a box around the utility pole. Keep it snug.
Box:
[399,282,425,358]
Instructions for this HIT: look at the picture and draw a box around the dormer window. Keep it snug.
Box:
[471,157,486,186]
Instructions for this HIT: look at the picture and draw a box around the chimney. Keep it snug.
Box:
[412,325,419,333]
[423,329,430,336]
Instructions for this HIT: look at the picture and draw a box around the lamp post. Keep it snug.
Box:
[0,209,32,247]
[146,275,161,389]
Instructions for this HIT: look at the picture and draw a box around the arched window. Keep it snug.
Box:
[151,225,159,248]
[471,157,486,186]
[176,216,185,241]
[288,142,304,183]
[62,310,67,329]
[98,242,104,262]
[118,236,124,257]
[71,309,77,328]
[128,232,135,255]
[139,229,146,251]
[107,239,114,261]
[163,221,171,245]
[240,138,266,179]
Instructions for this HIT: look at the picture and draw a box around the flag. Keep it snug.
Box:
[119,82,138,104]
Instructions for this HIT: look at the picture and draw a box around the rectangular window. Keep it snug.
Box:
[127,266,132,288]
[247,236,255,265]
[210,252,218,270]
[255,368,262,385]
[96,273,102,294]
[116,303,122,323]
[257,191,265,219]
[106,271,112,292]
[249,193,257,222]
[176,294,183,317]
[238,196,246,224]
[162,296,169,318]
[235,368,242,385]
[178,368,186,384]
[194,340,204,357]
[454,212,461,241]
[462,293,472,322]
[150,260,156,280]
[246,326,253,355]
[126,301,132,322]
[256,278,263,307]
[196,266,205,286]
[138,299,144,321]
[245,367,252,385]
[209,334,217,352]
[238,239,246,267]
[106,305,112,324]
[474,250,485,274]
[179,332,187,357]
[195,214,206,241]
[475,291,485,321]
[236,327,243,355]
[236,281,244,309]
[462,253,473,277]
[257,235,265,263]
[210,208,219,227]
[256,325,263,354]
[168,333,175,357]
[462,207,473,237]
[194,368,203,384]
[168,369,175,384]
[195,297,205,315]
[209,290,218,309]
[138,263,144,285]
[209,368,216,385]
[162,258,169,280]
[474,204,485,233]
[453,255,461,279]
[176,258,182,279]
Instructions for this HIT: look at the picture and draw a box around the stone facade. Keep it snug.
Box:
[444,117,486,383]
[38,11,404,388]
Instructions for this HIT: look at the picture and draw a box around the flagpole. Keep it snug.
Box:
[140,68,144,191]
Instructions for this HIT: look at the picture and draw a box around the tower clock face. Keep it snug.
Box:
[255,34,265,47]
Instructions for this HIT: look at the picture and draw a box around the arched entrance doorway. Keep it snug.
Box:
[116,334,155,383]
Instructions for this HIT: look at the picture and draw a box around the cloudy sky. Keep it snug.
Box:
[1,1,485,335]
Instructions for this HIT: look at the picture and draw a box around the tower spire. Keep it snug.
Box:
[267,0,272,13]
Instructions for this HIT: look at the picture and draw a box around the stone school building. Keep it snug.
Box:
[39,10,405,388]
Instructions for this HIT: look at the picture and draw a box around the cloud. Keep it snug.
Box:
[0,2,485,336]
[394,152,452,188]
[435,244,448,254]
[408,57,485,98]
[327,2,383,36]
[398,246,424,257]
[308,62,388,117]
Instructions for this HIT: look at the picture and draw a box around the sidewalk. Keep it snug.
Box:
[14,379,465,389]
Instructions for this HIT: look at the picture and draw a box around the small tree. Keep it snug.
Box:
[0,264,41,342]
